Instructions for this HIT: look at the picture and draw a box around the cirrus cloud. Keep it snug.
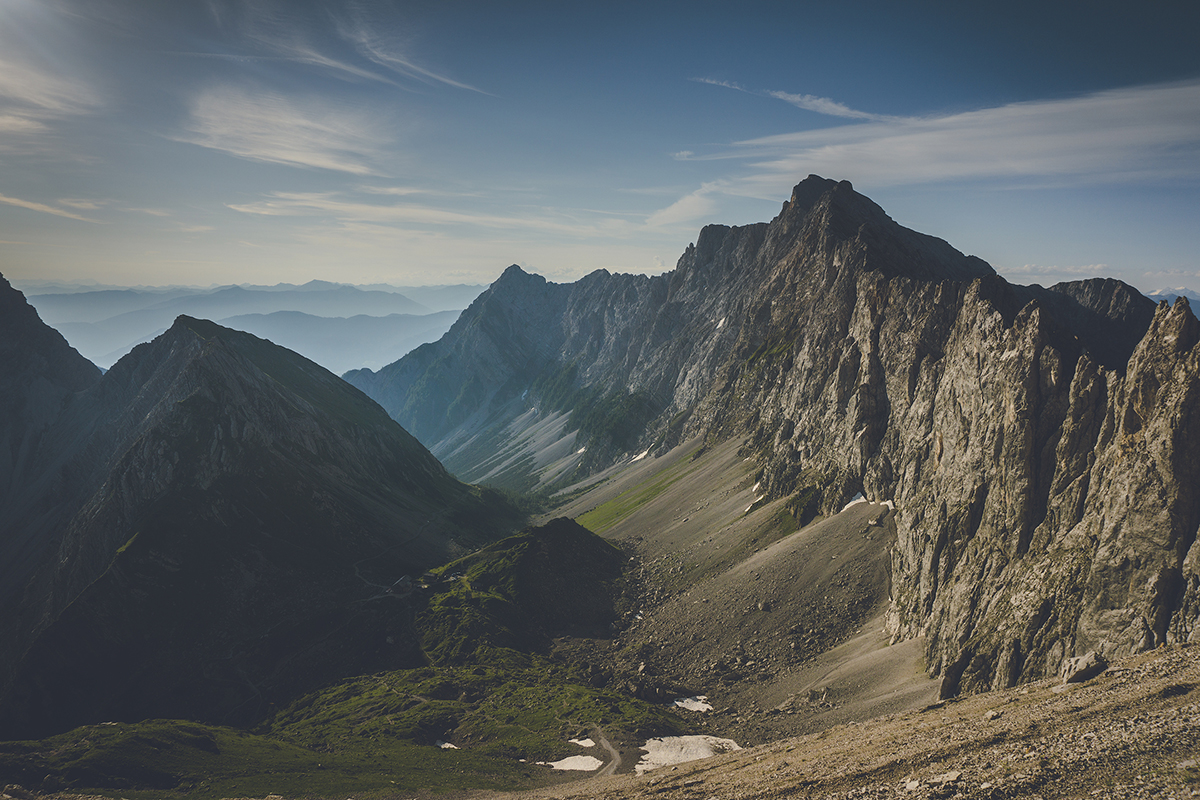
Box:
[723,79,1200,197]
[172,86,391,174]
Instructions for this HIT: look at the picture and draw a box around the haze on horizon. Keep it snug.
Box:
[2,0,1199,294]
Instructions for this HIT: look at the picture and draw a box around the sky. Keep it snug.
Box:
[2,0,1199,293]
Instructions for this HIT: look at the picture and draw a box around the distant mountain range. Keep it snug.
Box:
[20,280,485,370]
[1145,286,1200,304]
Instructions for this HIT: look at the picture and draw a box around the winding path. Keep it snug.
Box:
[595,727,622,776]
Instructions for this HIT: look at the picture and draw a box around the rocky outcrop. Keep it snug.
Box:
[350,175,1195,697]
[0,306,520,739]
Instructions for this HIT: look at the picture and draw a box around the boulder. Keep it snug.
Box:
[1061,651,1108,684]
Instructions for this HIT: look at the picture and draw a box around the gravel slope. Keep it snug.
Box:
[494,644,1200,800]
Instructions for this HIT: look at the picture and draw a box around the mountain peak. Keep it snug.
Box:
[0,307,521,738]
[785,174,845,215]
[0,274,100,386]
[495,263,545,286]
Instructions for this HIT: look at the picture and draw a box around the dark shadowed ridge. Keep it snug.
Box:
[0,306,521,739]
[0,274,102,602]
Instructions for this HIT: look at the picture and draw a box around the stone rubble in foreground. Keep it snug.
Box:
[500,643,1200,800]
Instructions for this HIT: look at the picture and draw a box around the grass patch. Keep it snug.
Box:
[269,657,684,764]
[0,520,690,796]
[420,519,625,664]
[745,336,793,369]
[0,718,522,799]
[576,456,704,533]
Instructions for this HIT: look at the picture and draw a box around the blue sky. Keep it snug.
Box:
[2,0,1199,292]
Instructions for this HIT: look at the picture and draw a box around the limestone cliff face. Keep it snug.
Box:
[0,309,518,739]
[351,176,1196,695]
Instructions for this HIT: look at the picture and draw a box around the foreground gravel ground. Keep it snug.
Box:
[492,643,1200,800]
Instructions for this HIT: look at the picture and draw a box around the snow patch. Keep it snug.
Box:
[672,695,713,712]
[632,449,650,462]
[435,740,458,750]
[635,735,741,774]
[717,317,726,329]
[577,446,587,454]
[569,737,596,747]
[840,493,866,512]
[538,755,604,771]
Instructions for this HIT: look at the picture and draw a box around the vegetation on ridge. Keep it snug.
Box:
[0,519,690,797]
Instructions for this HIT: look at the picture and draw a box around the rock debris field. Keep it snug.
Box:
[13,643,1200,800]
[491,643,1200,800]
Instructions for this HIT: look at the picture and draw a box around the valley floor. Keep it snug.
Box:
[24,644,1200,800]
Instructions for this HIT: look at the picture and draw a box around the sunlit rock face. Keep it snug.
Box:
[354,175,1198,694]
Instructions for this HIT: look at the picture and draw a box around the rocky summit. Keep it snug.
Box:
[0,285,520,740]
[349,175,1196,699]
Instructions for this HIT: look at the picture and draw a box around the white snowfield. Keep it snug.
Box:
[671,695,713,712]
[840,495,896,513]
[538,755,604,771]
[635,735,742,774]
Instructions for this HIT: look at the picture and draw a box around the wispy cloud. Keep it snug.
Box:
[764,90,895,122]
[694,78,745,92]
[338,18,491,95]
[177,47,397,86]
[0,193,99,222]
[693,77,889,121]
[199,0,400,86]
[57,198,109,210]
[358,185,426,196]
[720,79,1200,197]
[180,1,487,95]
[0,55,95,116]
[226,191,619,237]
[645,182,723,227]
[173,86,389,174]
[0,44,97,149]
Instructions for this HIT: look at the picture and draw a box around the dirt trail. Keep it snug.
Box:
[594,727,621,776]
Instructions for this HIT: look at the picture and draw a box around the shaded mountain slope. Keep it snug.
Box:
[349,176,1197,700]
[0,520,689,797]
[0,307,521,739]
[0,276,102,605]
